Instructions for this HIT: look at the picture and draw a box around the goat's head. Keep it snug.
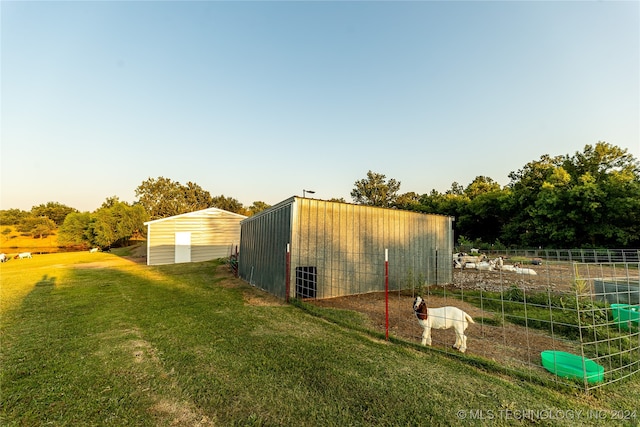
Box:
[413,296,428,320]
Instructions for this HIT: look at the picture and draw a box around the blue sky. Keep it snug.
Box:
[1,1,638,212]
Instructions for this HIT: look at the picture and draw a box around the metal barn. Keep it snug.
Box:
[144,207,246,266]
[238,197,454,300]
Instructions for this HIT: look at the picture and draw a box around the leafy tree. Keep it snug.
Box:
[183,182,213,212]
[88,210,116,248]
[566,142,639,181]
[351,171,401,207]
[464,176,501,199]
[31,202,77,226]
[135,177,184,219]
[327,197,347,203]
[350,142,637,248]
[211,195,247,215]
[564,142,640,247]
[247,201,271,216]
[58,199,148,248]
[89,200,148,248]
[418,189,466,218]
[459,188,511,245]
[135,177,212,220]
[16,216,57,239]
[100,196,121,209]
[504,154,565,246]
[505,142,640,247]
[0,209,29,225]
[446,182,465,196]
[597,166,640,246]
[394,192,421,211]
[57,212,93,247]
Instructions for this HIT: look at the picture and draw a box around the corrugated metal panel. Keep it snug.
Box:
[146,209,244,266]
[289,199,453,299]
[238,197,453,300]
[238,198,293,298]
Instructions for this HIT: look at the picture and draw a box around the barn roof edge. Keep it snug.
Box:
[144,207,247,225]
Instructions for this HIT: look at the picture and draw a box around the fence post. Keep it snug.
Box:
[385,248,389,340]
[234,245,239,277]
[285,243,291,303]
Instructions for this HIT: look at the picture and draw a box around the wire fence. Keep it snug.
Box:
[296,248,639,392]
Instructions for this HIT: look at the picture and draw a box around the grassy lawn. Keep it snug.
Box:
[1,251,639,426]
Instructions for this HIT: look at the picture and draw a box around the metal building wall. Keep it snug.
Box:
[239,197,453,300]
[238,198,293,298]
[145,208,245,266]
[290,198,453,299]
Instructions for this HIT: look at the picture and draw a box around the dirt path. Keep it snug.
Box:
[310,292,577,373]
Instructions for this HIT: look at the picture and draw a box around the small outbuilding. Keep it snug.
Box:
[238,197,454,300]
[144,207,246,266]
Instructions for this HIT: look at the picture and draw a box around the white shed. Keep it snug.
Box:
[144,207,246,266]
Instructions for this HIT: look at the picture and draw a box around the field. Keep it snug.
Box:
[0,225,61,255]
[1,249,639,426]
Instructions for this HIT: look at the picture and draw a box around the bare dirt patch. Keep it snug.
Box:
[243,292,287,307]
[309,291,577,373]
[73,259,137,269]
[215,264,286,307]
[453,261,633,294]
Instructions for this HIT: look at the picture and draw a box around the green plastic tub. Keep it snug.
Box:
[540,351,604,383]
[611,304,640,330]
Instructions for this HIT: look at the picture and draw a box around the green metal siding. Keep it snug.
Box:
[238,199,293,298]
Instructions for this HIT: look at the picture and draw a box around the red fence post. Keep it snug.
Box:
[385,248,389,340]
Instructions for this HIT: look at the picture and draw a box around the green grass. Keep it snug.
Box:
[1,252,639,426]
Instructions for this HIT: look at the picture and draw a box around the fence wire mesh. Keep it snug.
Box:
[300,249,639,391]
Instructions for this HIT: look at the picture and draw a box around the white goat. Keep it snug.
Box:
[462,259,495,271]
[454,253,487,269]
[413,296,474,353]
[514,263,537,275]
[493,257,518,272]
[0,253,6,263]
[15,252,32,259]
[477,261,494,271]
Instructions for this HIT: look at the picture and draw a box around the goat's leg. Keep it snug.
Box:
[459,333,467,353]
[452,330,461,350]
[455,329,468,353]
[421,327,432,346]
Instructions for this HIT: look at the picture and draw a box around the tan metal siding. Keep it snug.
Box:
[289,199,452,299]
[147,210,243,266]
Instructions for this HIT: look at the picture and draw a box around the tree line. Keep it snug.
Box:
[1,142,638,250]
[0,183,273,250]
[352,142,640,249]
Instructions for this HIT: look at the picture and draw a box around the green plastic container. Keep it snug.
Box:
[611,304,640,330]
[540,351,604,383]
